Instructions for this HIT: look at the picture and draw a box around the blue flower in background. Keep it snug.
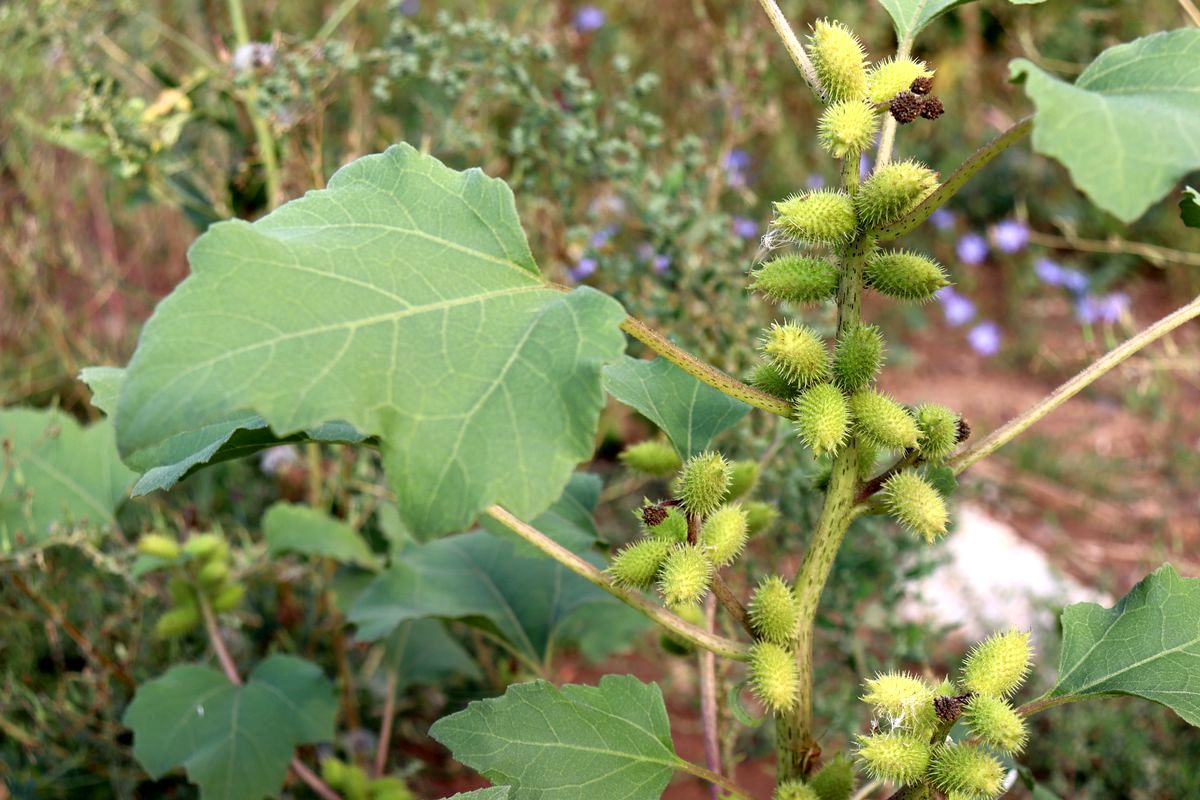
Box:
[991,219,1030,253]
[936,287,976,327]
[652,254,671,273]
[805,174,826,190]
[724,149,751,188]
[929,208,956,231]
[859,153,872,181]
[956,232,988,266]
[1076,292,1129,325]
[590,224,618,248]
[398,0,420,15]
[733,216,759,240]
[569,257,598,282]
[968,321,1002,356]
[573,5,606,33]
[1034,258,1089,294]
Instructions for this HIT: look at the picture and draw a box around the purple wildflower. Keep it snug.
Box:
[569,257,598,282]
[399,0,420,15]
[936,287,977,327]
[635,242,655,261]
[733,216,759,240]
[859,153,872,181]
[805,174,826,190]
[573,5,606,32]
[968,321,1002,357]
[929,208,956,231]
[991,219,1030,253]
[724,149,751,187]
[590,224,618,248]
[956,232,988,266]
[1076,292,1129,325]
[651,254,671,273]
[260,445,300,475]
[1033,258,1064,285]
[1059,268,1089,294]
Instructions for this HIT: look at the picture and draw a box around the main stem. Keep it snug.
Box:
[776,156,874,782]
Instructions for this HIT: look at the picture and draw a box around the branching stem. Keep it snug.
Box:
[483,506,750,661]
[756,0,826,100]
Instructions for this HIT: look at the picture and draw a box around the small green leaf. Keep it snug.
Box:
[111,143,626,534]
[1182,186,1200,228]
[123,655,336,800]
[1,408,135,549]
[384,618,481,693]
[263,502,379,569]
[1049,564,1200,726]
[1011,30,1200,222]
[876,0,974,44]
[348,530,617,666]
[605,356,750,457]
[429,675,680,800]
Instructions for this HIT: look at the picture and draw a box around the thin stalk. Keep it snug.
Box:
[620,316,793,417]
[316,0,365,40]
[198,592,343,800]
[711,573,755,638]
[374,670,399,777]
[756,0,826,99]
[675,758,756,800]
[1018,693,1083,717]
[225,0,282,210]
[951,294,1200,474]
[875,117,1033,241]
[700,595,722,800]
[483,506,750,661]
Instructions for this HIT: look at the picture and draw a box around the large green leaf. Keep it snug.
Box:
[445,790,511,800]
[0,408,135,549]
[604,356,749,457]
[263,502,380,569]
[429,675,680,800]
[384,618,481,693]
[1183,186,1200,228]
[123,655,336,800]
[1011,30,1200,223]
[81,366,368,496]
[876,0,1043,43]
[112,143,626,534]
[348,529,617,667]
[1048,564,1200,726]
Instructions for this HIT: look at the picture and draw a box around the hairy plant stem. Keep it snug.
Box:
[483,506,750,660]
[756,0,826,100]
[197,590,343,800]
[951,293,1200,473]
[700,595,722,800]
[711,573,755,638]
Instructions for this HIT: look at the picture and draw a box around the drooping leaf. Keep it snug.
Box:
[123,655,336,800]
[481,472,601,552]
[263,502,379,569]
[1011,30,1200,222]
[1182,186,1200,228]
[0,408,135,549]
[429,675,681,800]
[111,143,626,534]
[81,368,373,496]
[384,618,481,694]
[348,529,617,667]
[605,356,750,457]
[1048,564,1200,726]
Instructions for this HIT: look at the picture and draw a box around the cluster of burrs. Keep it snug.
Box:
[137,531,245,638]
[746,19,969,546]
[857,629,1034,799]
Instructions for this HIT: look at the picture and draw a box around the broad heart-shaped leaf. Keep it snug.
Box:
[384,618,481,694]
[604,356,749,457]
[122,655,336,800]
[876,0,1042,43]
[1183,186,1200,228]
[263,501,380,569]
[112,143,626,534]
[348,528,618,668]
[1011,30,1200,223]
[0,408,135,549]
[430,675,680,800]
[81,366,369,496]
[1048,564,1200,726]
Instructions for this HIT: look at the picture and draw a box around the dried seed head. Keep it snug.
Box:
[889,91,923,124]
[619,439,682,476]
[675,451,732,517]
[963,694,1029,755]
[819,99,880,158]
[910,75,934,95]
[793,382,851,457]
[855,160,939,230]
[773,190,858,245]
[935,693,974,723]
[749,575,801,644]
[750,641,800,711]
[639,502,668,528]
[750,255,840,305]
[956,416,972,443]
[929,743,1005,800]
[699,503,749,567]
[866,249,951,302]
[856,732,931,785]
[760,322,830,387]
[645,505,689,541]
[832,323,885,392]
[920,95,946,119]
[868,57,934,104]
[657,543,715,607]
[961,628,1034,699]
[850,390,920,450]
[809,19,869,103]
[881,469,949,543]
[609,537,673,589]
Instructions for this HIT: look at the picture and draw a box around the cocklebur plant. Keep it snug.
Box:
[51,1,1200,798]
